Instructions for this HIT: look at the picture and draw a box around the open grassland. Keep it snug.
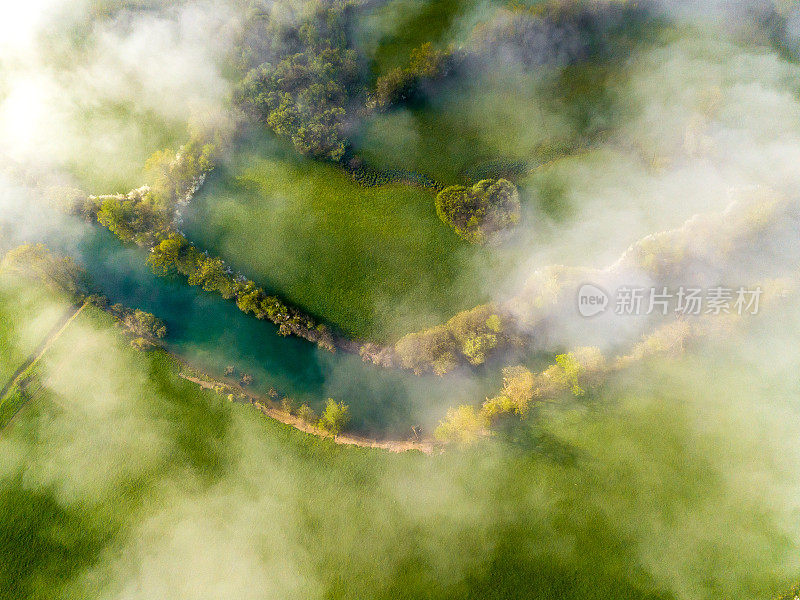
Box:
[0,274,71,384]
[67,103,187,194]
[184,132,497,341]
[356,0,484,74]
[352,67,590,184]
[1,285,799,599]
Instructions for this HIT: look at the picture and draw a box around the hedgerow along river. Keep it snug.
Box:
[10,206,501,438]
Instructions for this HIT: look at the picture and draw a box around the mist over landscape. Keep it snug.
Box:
[3,1,800,599]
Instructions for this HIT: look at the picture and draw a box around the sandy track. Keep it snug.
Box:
[177,371,435,454]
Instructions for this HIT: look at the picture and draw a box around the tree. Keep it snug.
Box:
[126,309,167,339]
[434,405,488,444]
[372,42,450,110]
[235,3,360,162]
[462,333,498,365]
[236,282,265,316]
[148,233,188,275]
[319,398,350,438]
[554,353,586,397]
[436,179,521,244]
[188,256,237,299]
[2,244,89,297]
[297,403,317,425]
[395,325,459,375]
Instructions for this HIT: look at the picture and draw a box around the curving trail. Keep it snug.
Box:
[177,370,435,454]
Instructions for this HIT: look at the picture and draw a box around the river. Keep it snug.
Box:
[3,201,500,437]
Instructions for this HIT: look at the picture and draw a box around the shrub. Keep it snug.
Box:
[372,43,450,110]
[435,179,521,244]
[318,399,351,437]
[297,403,318,425]
[434,405,488,444]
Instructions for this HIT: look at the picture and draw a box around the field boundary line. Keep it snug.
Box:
[0,301,87,429]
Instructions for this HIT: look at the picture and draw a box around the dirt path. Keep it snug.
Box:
[0,302,87,430]
[177,371,435,454]
[0,302,86,403]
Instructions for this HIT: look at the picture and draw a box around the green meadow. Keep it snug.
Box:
[67,103,187,194]
[0,273,69,384]
[356,0,484,73]
[1,273,798,599]
[184,132,500,341]
[352,68,588,185]
[4,3,800,598]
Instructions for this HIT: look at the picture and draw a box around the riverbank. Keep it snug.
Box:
[173,357,434,454]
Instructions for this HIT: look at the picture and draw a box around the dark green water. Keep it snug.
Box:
[6,206,498,437]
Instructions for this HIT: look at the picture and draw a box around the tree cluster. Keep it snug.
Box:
[144,137,217,207]
[236,2,360,161]
[436,347,606,444]
[318,398,351,437]
[435,179,521,244]
[371,43,452,110]
[286,398,351,437]
[1,244,89,299]
[106,304,167,341]
[148,233,335,349]
[72,139,218,246]
[95,188,171,247]
[394,304,521,375]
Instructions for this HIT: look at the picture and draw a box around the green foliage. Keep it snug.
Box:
[372,42,450,110]
[481,365,537,421]
[395,304,517,375]
[367,0,470,73]
[1,277,795,600]
[144,138,217,207]
[297,403,318,425]
[95,190,170,247]
[1,244,89,299]
[83,135,217,247]
[106,305,167,341]
[187,256,238,300]
[555,352,586,397]
[461,333,498,365]
[318,398,351,437]
[436,178,522,244]
[184,134,493,341]
[236,3,360,161]
[148,234,319,340]
[146,233,191,276]
[395,325,459,376]
[344,157,442,190]
[434,404,487,444]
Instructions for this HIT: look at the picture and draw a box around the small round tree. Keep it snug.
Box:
[435,178,521,244]
[319,399,351,438]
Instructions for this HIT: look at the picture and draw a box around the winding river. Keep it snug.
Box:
[6,202,500,437]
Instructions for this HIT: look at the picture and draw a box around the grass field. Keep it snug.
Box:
[352,68,584,184]
[184,131,501,341]
[1,275,798,599]
[0,274,70,384]
[355,0,486,74]
[66,103,187,194]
